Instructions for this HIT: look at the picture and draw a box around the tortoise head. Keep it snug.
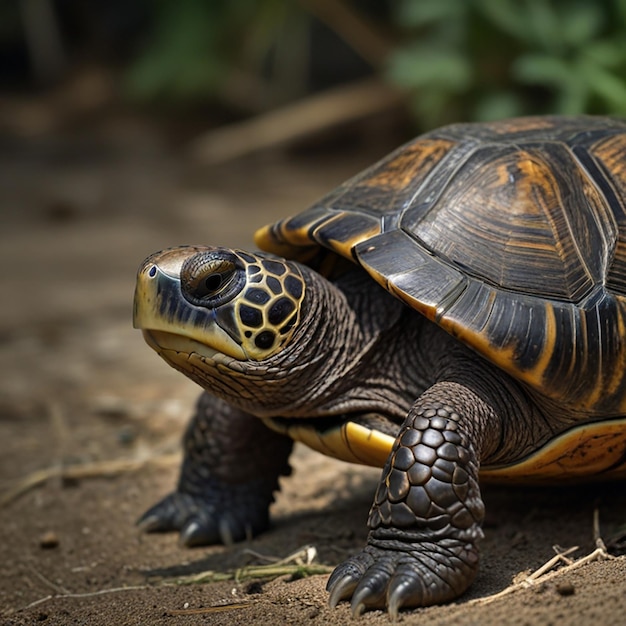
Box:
[133,246,305,363]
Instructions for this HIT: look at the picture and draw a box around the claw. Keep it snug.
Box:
[387,574,425,620]
[327,574,358,609]
[327,540,478,616]
[136,512,165,533]
[136,494,184,532]
[218,516,236,546]
[350,584,382,618]
[179,518,217,547]
[351,598,366,619]
[348,562,390,614]
[388,599,400,623]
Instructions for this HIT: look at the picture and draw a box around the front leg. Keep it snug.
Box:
[138,392,293,546]
[328,382,496,618]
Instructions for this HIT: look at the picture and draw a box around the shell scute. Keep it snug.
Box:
[354,229,467,320]
[401,142,606,303]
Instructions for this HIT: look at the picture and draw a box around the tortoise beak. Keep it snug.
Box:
[133,247,247,360]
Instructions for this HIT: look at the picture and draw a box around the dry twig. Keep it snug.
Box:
[0,453,180,508]
[469,540,614,607]
[165,603,249,616]
[189,77,404,165]
[8,585,152,616]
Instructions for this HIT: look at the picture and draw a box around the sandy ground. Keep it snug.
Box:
[1,115,625,626]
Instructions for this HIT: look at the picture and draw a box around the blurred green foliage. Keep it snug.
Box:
[125,0,300,105]
[126,0,626,126]
[389,0,626,127]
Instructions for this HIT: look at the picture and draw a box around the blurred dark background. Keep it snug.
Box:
[2,0,626,141]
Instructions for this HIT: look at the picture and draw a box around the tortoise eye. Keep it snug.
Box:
[181,252,245,307]
[193,268,232,298]
[204,273,223,292]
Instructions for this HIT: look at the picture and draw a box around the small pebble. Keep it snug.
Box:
[556,582,575,596]
[117,424,137,446]
[39,531,60,549]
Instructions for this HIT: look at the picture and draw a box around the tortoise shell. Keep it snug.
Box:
[256,116,626,480]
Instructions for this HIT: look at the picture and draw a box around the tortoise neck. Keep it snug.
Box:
[270,267,429,419]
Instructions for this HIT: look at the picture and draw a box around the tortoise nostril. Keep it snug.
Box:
[148,266,157,278]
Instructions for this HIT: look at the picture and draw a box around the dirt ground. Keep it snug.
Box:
[1,110,626,626]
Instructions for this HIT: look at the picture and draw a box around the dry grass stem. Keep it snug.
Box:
[175,545,332,585]
[0,453,180,508]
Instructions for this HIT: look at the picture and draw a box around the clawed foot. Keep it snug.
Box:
[327,538,479,619]
[137,482,271,546]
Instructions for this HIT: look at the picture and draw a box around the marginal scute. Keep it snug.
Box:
[311,211,382,260]
[355,230,467,321]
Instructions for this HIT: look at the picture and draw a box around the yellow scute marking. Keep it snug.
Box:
[360,139,454,191]
[524,302,556,389]
[343,422,395,466]
[323,223,383,260]
[481,419,626,482]
[271,420,395,467]
[253,223,300,258]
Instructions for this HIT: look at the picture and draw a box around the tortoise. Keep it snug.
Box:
[133,115,626,617]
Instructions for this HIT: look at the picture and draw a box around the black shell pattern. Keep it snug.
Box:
[256,116,626,417]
